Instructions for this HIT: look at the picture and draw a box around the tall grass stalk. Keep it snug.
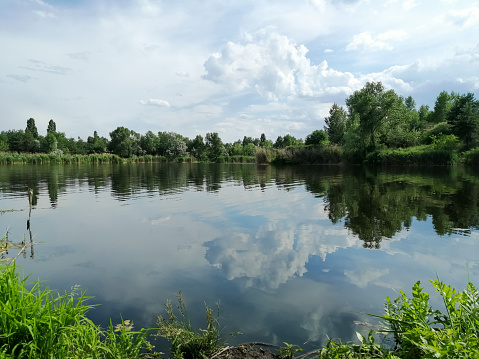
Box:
[156,292,222,359]
[0,263,155,359]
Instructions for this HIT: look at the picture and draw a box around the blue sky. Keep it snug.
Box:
[1,0,478,143]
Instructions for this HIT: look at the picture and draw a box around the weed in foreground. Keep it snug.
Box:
[0,263,156,359]
[155,291,223,359]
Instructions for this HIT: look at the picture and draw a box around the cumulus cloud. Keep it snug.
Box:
[140,98,171,107]
[204,27,359,101]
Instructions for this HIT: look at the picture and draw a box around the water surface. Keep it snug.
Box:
[1,163,478,351]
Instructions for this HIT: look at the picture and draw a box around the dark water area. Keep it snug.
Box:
[1,163,478,352]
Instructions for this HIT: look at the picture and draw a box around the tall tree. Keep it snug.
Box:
[345,81,406,153]
[109,126,134,157]
[189,135,206,161]
[25,118,38,138]
[404,96,416,111]
[205,132,226,161]
[140,131,160,155]
[432,91,454,123]
[448,93,479,149]
[324,103,347,145]
[47,119,57,133]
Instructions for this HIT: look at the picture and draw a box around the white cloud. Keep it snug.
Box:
[204,27,360,102]
[446,7,479,28]
[346,30,407,52]
[140,98,171,107]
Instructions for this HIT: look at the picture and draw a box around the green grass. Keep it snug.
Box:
[0,263,156,359]
[155,292,223,359]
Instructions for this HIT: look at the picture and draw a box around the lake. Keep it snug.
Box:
[0,163,478,352]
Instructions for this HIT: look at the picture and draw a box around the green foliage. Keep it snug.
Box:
[448,93,479,150]
[279,342,303,359]
[318,332,397,358]
[47,119,56,134]
[365,146,459,166]
[371,279,479,358]
[325,103,348,145]
[0,263,154,359]
[272,146,342,165]
[305,130,329,146]
[156,292,222,359]
[25,118,38,139]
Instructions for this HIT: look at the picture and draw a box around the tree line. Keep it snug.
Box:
[1,81,478,163]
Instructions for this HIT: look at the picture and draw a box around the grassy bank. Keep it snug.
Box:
[2,259,477,358]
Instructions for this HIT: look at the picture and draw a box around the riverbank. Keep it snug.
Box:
[2,144,478,166]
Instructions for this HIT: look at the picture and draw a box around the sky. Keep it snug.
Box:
[1,0,478,143]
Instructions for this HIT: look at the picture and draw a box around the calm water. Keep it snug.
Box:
[1,163,478,351]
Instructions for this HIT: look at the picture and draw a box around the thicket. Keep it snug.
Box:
[1,83,478,165]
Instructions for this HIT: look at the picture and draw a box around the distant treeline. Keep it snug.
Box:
[1,81,479,165]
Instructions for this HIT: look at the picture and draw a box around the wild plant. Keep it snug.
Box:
[155,291,223,359]
[0,263,155,359]
[373,278,479,358]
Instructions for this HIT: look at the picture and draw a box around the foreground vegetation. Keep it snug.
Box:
[1,83,478,165]
[1,258,477,358]
[0,263,155,359]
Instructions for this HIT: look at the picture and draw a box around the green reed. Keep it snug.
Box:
[0,263,155,359]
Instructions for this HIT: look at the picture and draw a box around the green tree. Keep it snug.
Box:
[4,130,25,152]
[345,81,409,153]
[324,103,347,145]
[109,126,135,157]
[305,129,328,146]
[205,132,226,161]
[274,135,284,148]
[0,132,9,151]
[87,131,108,154]
[140,131,160,155]
[189,135,206,161]
[47,119,57,133]
[432,91,454,123]
[42,132,58,153]
[25,118,38,138]
[448,93,479,149]
[404,96,416,111]
[158,132,187,159]
[242,143,256,156]
[418,104,432,124]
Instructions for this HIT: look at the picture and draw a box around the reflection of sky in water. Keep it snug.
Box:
[0,164,478,351]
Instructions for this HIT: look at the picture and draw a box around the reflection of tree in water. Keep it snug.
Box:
[305,167,479,249]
